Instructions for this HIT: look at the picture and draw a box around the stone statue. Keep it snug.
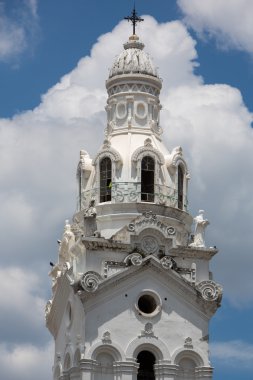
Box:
[84,199,96,218]
[58,220,76,266]
[190,210,209,248]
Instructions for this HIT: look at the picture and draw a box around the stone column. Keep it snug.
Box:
[114,360,139,380]
[155,361,179,380]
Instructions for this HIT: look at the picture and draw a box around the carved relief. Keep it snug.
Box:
[80,271,102,292]
[184,337,193,349]
[196,280,223,303]
[160,256,177,270]
[124,252,143,266]
[102,331,112,344]
[141,236,159,255]
[127,212,176,237]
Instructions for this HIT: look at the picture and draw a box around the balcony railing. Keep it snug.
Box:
[78,182,188,212]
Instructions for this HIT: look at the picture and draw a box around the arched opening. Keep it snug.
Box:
[100,157,112,202]
[95,352,114,380]
[178,165,184,210]
[178,357,196,379]
[137,350,155,380]
[141,156,155,202]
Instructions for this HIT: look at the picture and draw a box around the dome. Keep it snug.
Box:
[109,35,158,78]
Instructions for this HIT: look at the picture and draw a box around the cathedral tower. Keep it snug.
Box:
[46,10,222,380]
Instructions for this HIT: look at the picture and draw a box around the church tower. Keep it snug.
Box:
[46,10,222,380]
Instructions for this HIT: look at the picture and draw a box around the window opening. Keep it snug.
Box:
[100,157,112,202]
[137,351,155,380]
[178,165,184,209]
[141,156,155,202]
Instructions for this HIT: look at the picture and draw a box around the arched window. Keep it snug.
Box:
[137,351,155,380]
[95,352,114,380]
[178,165,184,210]
[141,156,155,202]
[100,157,112,202]
[178,357,196,379]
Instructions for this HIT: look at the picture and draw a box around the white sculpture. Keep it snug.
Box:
[58,220,75,266]
[190,210,209,248]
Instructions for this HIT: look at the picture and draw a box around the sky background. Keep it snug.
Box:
[0,0,253,379]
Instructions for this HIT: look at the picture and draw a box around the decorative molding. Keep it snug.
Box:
[108,83,160,97]
[128,211,176,237]
[92,142,122,167]
[139,323,157,338]
[132,141,165,165]
[167,146,189,176]
[160,256,177,270]
[102,331,112,344]
[184,337,193,349]
[80,271,102,293]
[196,280,223,303]
[124,252,143,266]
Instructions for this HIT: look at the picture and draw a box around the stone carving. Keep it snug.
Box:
[80,271,102,292]
[109,36,158,78]
[83,199,97,237]
[108,83,159,97]
[104,261,127,278]
[58,220,76,266]
[141,236,158,255]
[124,253,143,266]
[196,280,223,302]
[128,212,176,237]
[45,299,52,321]
[84,199,97,218]
[102,331,112,344]
[132,143,165,165]
[190,210,209,248]
[160,256,177,270]
[139,323,157,339]
[184,337,193,349]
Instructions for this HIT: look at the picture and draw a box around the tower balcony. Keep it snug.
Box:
[78,182,188,212]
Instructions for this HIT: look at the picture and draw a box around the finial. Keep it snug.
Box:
[124,5,144,36]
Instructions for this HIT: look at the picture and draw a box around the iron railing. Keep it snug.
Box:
[78,182,188,212]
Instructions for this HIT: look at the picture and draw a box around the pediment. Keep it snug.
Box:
[111,211,176,255]
[75,255,218,318]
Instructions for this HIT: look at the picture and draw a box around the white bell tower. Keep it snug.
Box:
[46,9,222,380]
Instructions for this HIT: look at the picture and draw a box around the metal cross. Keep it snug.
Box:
[124,7,144,35]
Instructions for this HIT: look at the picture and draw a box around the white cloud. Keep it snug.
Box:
[0,341,53,380]
[0,0,38,62]
[211,340,253,368]
[178,0,253,53]
[0,267,49,344]
[161,83,253,306]
[0,13,253,380]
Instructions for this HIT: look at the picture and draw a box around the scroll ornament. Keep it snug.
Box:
[80,271,101,292]
[196,280,222,302]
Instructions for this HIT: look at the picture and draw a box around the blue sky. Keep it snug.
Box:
[0,1,253,379]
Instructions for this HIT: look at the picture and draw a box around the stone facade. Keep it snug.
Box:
[46,30,222,380]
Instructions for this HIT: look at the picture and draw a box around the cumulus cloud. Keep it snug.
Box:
[0,0,39,62]
[0,267,49,344]
[0,15,253,379]
[0,341,53,380]
[178,0,253,53]
[161,83,253,305]
[211,340,253,368]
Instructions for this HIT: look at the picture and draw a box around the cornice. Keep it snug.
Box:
[170,246,218,260]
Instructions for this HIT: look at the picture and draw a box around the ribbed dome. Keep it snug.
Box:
[109,35,158,78]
